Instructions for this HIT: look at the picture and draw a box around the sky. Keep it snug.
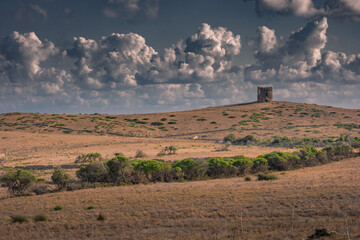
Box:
[0,0,360,114]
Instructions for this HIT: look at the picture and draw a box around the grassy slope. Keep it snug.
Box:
[0,101,359,141]
[1,101,360,239]
[0,156,359,239]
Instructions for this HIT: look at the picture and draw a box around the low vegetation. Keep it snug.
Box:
[71,144,356,187]
[224,134,360,148]
[0,169,36,196]
[75,153,104,163]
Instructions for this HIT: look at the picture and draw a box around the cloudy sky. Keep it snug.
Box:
[0,0,360,114]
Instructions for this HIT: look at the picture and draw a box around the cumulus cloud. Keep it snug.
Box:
[140,23,241,84]
[66,32,157,89]
[1,19,360,113]
[0,31,58,82]
[247,17,328,82]
[253,0,360,21]
[245,16,360,107]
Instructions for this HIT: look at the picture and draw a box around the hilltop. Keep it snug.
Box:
[1,101,359,141]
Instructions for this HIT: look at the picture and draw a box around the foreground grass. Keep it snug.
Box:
[1,157,360,239]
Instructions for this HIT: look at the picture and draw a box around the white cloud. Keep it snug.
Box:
[67,32,157,89]
[30,4,48,20]
[254,0,360,21]
[1,19,360,113]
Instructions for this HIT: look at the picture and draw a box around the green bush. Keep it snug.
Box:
[135,149,147,158]
[10,215,28,223]
[206,157,236,177]
[106,156,132,184]
[132,160,173,182]
[323,144,354,161]
[252,158,268,172]
[232,155,254,175]
[76,162,108,183]
[33,214,47,222]
[1,169,36,196]
[54,205,63,211]
[257,173,278,181]
[51,168,70,190]
[244,176,251,181]
[259,152,300,171]
[223,134,236,143]
[172,158,208,180]
[75,153,104,163]
[87,205,95,210]
[151,122,164,126]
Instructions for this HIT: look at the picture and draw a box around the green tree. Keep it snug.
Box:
[1,169,36,196]
[51,168,70,190]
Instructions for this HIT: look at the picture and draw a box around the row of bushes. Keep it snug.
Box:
[75,144,356,184]
[224,134,360,148]
[0,144,356,196]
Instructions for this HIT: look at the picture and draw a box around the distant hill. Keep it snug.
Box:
[1,101,359,141]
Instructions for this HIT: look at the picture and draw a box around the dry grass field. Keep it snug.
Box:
[0,101,359,239]
[0,157,360,239]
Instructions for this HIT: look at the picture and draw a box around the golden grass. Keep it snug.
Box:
[0,157,360,239]
[1,101,359,141]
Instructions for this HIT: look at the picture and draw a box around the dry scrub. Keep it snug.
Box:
[0,157,360,239]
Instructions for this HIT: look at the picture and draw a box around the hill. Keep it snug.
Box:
[0,101,360,239]
[1,101,359,141]
[0,156,359,239]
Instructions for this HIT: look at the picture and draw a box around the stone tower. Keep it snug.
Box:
[257,87,273,102]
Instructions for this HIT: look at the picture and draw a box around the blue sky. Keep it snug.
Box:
[0,0,360,113]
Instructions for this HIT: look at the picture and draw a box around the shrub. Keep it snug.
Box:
[1,169,36,196]
[234,135,257,145]
[299,145,327,166]
[54,205,63,211]
[252,158,268,172]
[223,134,236,143]
[135,149,147,158]
[75,153,104,163]
[157,146,177,156]
[106,156,132,184]
[0,153,6,167]
[232,155,254,175]
[259,152,300,171]
[323,144,354,161]
[10,215,28,223]
[62,130,72,134]
[206,157,236,177]
[33,214,47,222]
[87,205,95,210]
[97,213,105,221]
[132,160,173,182]
[168,146,177,155]
[151,122,164,126]
[172,158,208,180]
[217,143,230,151]
[51,168,70,190]
[76,162,108,183]
[244,176,251,181]
[257,173,278,181]
[160,118,167,121]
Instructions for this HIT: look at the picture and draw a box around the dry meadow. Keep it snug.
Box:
[0,101,360,239]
